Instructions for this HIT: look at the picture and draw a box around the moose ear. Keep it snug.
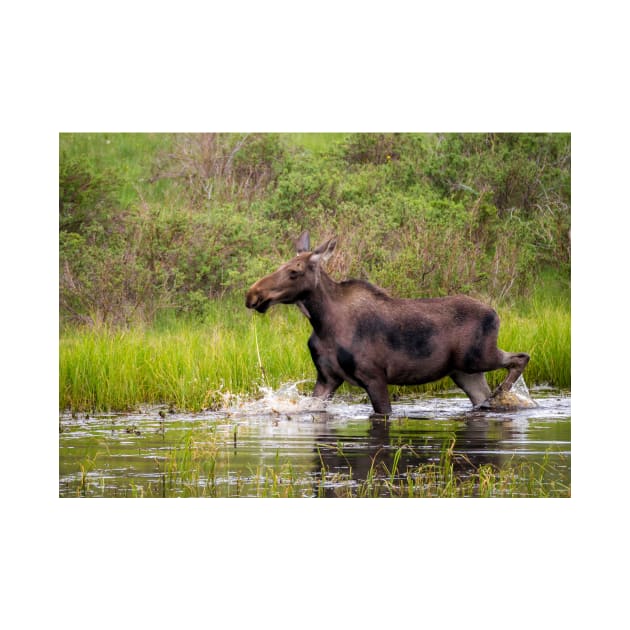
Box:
[311,238,337,264]
[296,230,311,253]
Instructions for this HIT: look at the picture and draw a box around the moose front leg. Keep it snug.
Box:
[363,378,392,416]
[312,376,343,401]
[308,335,343,401]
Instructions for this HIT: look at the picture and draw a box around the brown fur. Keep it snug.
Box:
[246,232,529,415]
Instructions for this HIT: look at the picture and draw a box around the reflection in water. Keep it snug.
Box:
[312,409,568,497]
[59,387,570,497]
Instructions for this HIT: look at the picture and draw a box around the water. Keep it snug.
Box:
[59,383,570,497]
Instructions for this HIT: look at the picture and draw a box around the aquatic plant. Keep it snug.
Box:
[62,431,569,498]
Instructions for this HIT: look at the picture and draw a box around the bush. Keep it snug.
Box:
[149,133,286,207]
[59,132,570,327]
[59,159,121,234]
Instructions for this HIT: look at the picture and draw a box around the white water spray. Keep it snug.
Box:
[229,381,327,416]
[482,375,538,409]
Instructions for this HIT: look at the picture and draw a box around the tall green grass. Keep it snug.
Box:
[493,294,571,389]
[60,300,313,411]
[60,295,570,412]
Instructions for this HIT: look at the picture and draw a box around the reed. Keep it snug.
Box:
[60,295,570,412]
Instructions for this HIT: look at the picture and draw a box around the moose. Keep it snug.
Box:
[245,232,530,415]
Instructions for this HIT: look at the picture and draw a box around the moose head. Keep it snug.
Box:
[245,231,337,314]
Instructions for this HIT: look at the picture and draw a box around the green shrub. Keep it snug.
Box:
[59,132,570,327]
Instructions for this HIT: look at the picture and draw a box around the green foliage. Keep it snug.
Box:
[59,159,120,233]
[59,132,570,327]
[149,132,287,207]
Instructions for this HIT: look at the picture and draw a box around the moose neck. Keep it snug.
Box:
[298,271,339,335]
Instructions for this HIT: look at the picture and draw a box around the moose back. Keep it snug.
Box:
[245,231,530,415]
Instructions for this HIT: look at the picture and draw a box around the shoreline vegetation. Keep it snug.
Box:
[60,293,570,412]
[59,133,570,412]
[63,429,571,498]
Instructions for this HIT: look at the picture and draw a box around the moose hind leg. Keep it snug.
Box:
[451,371,492,407]
[495,351,530,393]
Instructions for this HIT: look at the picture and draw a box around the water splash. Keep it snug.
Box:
[512,375,534,399]
[227,376,539,418]
[229,381,327,416]
[480,375,538,410]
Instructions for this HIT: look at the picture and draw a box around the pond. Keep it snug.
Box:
[59,383,570,498]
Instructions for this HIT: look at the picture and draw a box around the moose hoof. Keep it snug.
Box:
[477,388,538,410]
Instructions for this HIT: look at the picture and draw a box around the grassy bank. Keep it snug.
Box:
[59,294,570,412]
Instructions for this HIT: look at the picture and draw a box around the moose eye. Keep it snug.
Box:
[289,270,300,280]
